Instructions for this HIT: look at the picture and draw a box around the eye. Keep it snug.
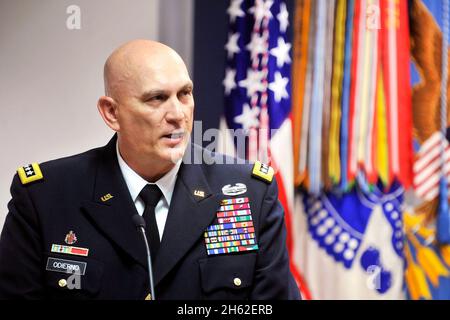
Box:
[180,89,192,97]
[148,94,166,102]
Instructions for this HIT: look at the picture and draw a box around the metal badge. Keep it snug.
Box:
[194,190,205,198]
[222,183,247,196]
[64,231,77,245]
[101,193,113,202]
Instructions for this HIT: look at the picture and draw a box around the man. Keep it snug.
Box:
[0,40,300,299]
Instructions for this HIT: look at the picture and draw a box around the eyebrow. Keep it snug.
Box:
[182,82,194,91]
[140,82,194,100]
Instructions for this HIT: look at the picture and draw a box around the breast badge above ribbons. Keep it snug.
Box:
[203,197,258,256]
[51,230,89,257]
[222,183,247,196]
[65,231,77,245]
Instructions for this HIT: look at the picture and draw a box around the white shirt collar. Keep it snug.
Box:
[116,141,181,205]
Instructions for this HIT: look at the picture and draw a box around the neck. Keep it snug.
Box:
[134,160,175,183]
[118,145,177,183]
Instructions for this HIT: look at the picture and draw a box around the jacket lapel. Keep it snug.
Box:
[81,136,148,269]
[154,151,222,286]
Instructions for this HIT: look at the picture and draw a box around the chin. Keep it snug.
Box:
[161,146,185,164]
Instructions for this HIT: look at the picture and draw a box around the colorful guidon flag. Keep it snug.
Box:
[290,0,413,299]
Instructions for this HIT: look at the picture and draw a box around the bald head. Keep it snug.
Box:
[103,40,189,100]
[97,39,194,180]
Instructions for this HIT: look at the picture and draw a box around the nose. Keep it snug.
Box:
[166,96,185,123]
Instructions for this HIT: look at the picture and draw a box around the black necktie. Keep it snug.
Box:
[139,184,162,260]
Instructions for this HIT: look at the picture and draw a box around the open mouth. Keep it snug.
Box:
[163,131,184,139]
[162,131,185,146]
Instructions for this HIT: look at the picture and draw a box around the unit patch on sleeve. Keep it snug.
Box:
[17,163,43,185]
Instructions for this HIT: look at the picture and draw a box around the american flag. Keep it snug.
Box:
[413,132,450,202]
[220,0,311,298]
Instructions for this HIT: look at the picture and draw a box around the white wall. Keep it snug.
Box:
[0,0,194,228]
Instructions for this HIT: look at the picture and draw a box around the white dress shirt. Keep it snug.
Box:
[116,142,181,240]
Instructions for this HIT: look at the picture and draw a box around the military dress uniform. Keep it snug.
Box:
[0,136,300,300]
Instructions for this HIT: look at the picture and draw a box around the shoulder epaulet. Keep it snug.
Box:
[17,163,43,185]
[251,161,274,183]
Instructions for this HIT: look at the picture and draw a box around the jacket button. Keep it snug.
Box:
[233,277,242,287]
[58,279,67,288]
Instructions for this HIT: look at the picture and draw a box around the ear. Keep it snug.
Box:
[97,96,120,131]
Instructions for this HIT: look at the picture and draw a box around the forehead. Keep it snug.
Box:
[133,54,192,92]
